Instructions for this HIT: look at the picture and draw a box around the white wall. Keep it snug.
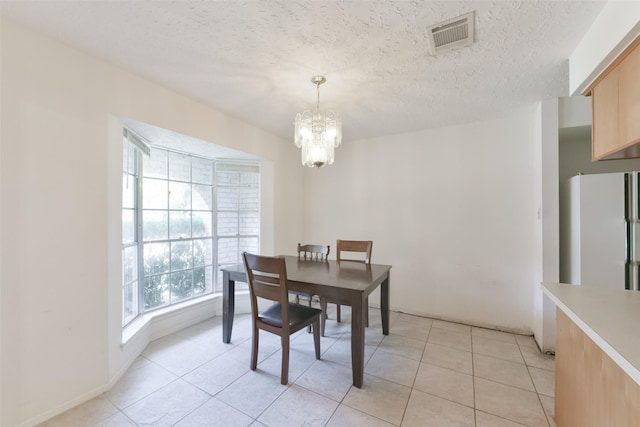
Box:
[533,99,560,353]
[560,136,640,182]
[570,1,640,95]
[302,105,538,333]
[0,16,303,427]
[558,95,591,129]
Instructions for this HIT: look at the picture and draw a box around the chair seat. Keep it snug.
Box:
[260,302,322,328]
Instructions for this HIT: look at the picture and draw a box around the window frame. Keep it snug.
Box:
[122,133,145,327]
[140,147,217,311]
[121,130,260,327]
[214,161,261,292]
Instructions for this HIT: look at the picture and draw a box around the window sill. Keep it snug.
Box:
[121,293,221,348]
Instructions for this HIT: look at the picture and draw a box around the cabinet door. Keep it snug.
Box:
[592,67,619,160]
[618,43,640,147]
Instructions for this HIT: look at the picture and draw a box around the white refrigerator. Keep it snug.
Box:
[565,172,639,290]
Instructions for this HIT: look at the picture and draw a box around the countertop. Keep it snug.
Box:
[543,283,640,385]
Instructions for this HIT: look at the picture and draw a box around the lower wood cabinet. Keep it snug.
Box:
[555,309,640,426]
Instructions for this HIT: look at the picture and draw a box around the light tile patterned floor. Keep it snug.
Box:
[38,308,557,426]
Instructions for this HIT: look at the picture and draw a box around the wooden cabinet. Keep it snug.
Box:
[592,67,619,159]
[555,309,640,427]
[619,43,640,147]
[589,36,640,160]
[544,283,640,426]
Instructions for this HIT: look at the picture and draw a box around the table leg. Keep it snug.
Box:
[351,293,366,388]
[381,273,390,335]
[223,271,235,343]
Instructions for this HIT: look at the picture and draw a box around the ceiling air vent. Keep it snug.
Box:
[426,11,475,55]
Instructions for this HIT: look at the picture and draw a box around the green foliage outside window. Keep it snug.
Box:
[143,214,211,310]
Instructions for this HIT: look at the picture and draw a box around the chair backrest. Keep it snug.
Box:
[297,243,330,261]
[242,252,290,320]
[336,240,373,264]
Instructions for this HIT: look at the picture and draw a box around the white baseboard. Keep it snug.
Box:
[15,383,111,427]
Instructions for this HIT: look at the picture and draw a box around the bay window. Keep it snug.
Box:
[122,129,259,327]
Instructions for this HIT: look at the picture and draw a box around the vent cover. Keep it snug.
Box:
[426,11,475,55]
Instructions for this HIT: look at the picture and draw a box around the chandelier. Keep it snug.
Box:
[294,76,342,168]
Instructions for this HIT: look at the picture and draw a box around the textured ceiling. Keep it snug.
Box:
[2,0,606,142]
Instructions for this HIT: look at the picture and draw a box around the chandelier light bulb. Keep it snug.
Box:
[294,75,342,168]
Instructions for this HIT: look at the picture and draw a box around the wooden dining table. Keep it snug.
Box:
[221,255,392,388]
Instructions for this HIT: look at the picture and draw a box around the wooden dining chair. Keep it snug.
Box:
[297,243,331,261]
[293,243,330,300]
[320,240,373,336]
[242,252,321,385]
[295,243,330,332]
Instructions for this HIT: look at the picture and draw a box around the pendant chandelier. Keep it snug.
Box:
[294,76,342,168]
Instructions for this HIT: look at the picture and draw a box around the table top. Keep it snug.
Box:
[543,282,640,385]
[222,255,391,292]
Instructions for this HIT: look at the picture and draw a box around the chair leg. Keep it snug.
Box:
[281,335,290,385]
[336,304,341,322]
[313,319,321,360]
[320,297,328,319]
[251,326,259,371]
[320,297,327,337]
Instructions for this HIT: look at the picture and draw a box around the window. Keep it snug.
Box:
[215,163,260,291]
[122,137,141,326]
[122,129,260,327]
[141,149,216,310]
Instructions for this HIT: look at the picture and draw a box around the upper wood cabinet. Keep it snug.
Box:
[618,43,640,148]
[591,67,619,159]
[588,36,640,161]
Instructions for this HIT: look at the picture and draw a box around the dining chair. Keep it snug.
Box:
[320,240,373,336]
[293,243,330,301]
[242,252,321,385]
[295,243,330,332]
[297,243,331,261]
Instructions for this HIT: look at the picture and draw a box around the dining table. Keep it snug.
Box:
[221,255,392,388]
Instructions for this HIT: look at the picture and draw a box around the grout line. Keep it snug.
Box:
[517,340,554,427]
[475,409,529,426]
[470,328,477,427]
[70,313,558,427]
[396,322,431,427]
[417,359,473,377]
[170,395,215,426]
[121,410,139,426]
[107,357,180,411]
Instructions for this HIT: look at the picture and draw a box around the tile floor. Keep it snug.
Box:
[39,307,557,427]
